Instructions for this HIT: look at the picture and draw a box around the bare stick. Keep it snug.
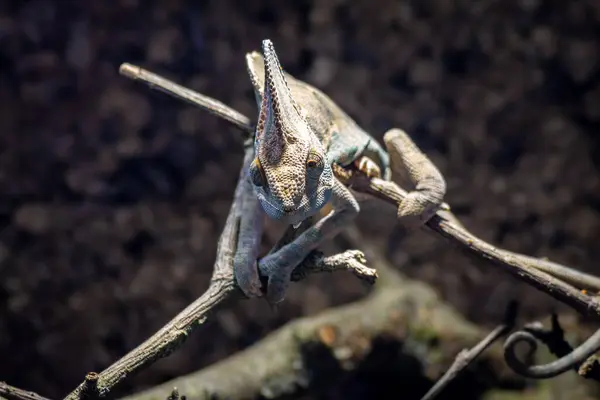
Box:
[420,301,518,400]
[119,63,254,133]
[0,382,53,400]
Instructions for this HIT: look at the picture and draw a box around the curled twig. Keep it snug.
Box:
[504,314,600,380]
[524,315,574,361]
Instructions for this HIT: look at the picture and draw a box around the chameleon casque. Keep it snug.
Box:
[234,39,444,304]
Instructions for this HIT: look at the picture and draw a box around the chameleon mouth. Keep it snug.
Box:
[257,186,330,221]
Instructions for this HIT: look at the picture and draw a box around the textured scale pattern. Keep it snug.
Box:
[249,40,333,227]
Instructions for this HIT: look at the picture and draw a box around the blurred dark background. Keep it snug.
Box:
[1,0,599,398]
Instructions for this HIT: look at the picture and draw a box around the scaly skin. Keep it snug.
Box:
[234,39,446,303]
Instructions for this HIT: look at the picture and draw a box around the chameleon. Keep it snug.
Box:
[233,39,446,304]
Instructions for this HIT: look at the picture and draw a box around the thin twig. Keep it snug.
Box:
[0,382,53,400]
[420,301,519,400]
[63,142,257,399]
[119,64,253,134]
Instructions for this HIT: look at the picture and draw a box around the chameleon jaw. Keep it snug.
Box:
[255,185,332,225]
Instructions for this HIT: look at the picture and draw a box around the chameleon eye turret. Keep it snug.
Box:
[306,150,325,180]
[249,158,266,187]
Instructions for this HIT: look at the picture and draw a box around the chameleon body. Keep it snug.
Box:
[234,39,444,303]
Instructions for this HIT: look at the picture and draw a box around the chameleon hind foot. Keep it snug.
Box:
[383,128,447,226]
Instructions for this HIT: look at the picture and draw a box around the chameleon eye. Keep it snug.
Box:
[306,150,324,179]
[249,158,266,187]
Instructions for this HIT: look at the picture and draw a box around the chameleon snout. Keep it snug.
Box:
[281,204,295,213]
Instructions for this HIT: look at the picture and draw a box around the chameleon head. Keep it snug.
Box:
[248,39,333,226]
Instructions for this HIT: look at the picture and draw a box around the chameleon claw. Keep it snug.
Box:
[258,254,293,304]
[354,156,382,178]
[265,278,289,305]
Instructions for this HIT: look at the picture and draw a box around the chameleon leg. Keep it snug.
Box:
[383,128,447,225]
[258,179,360,304]
[233,192,265,298]
[233,146,265,298]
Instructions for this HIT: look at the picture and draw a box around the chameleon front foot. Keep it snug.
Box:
[257,254,293,304]
[234,259,263,298]
[383,128,447,226]
[353,156,382,178]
